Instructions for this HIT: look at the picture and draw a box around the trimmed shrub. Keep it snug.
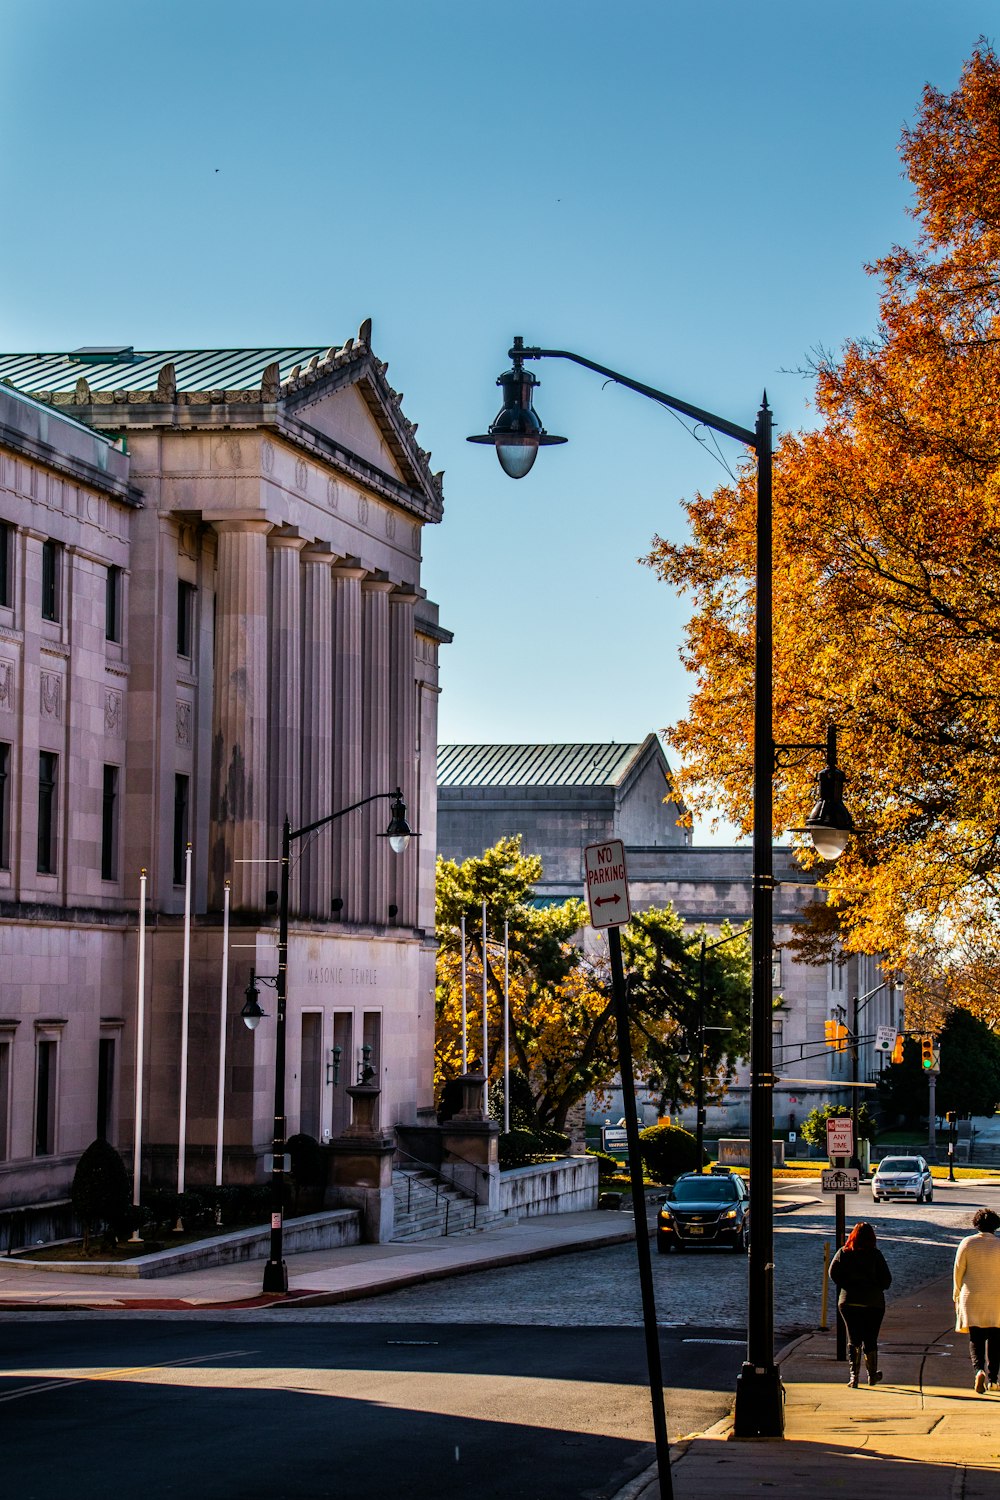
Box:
[498,1126,570,1170]
[71,1139,132,1253]
[586,1148,623,1179]
[638,1123,701,1184]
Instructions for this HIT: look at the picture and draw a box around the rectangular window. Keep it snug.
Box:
[105,565,122,642]
[177,579,195,657]
[300,1013,322,1140]
[35,1038,57,1155]
[0,1039,10,1160]
[331,1012,353,1138]
[101,765,119,880]
[41,539,60,622]
[0,742,10,869]
[37,751,57,874]
[362,1010,381,1082]
[0,522,12,608]
[771,946,782,988]
[173,774,189,884]
[97,1037,115,1142]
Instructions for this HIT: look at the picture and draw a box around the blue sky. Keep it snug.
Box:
[1,3,993,835]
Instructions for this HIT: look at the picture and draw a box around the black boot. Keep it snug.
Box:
[865,1348,883,1385]
[847,1345,861,1388]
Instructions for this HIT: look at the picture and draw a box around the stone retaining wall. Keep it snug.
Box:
[5,1209,361,1278]
[500,1156,599,1218]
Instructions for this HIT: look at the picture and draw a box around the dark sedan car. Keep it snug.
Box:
[657,1170,750,1253]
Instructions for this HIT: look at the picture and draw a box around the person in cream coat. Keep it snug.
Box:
[954,1207,1000,1393]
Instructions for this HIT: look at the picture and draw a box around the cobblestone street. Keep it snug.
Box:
[258,1181,995,1334]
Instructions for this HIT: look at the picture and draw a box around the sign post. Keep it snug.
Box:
[584,840,671,1500]
[825,1117,855,1362]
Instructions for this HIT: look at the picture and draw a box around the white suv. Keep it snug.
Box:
[871,1154,934,1203]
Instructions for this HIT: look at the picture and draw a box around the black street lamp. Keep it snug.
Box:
[470,338,855,1440]
[260,788,412,1295]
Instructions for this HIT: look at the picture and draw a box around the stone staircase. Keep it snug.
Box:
[391,1166,504,1241]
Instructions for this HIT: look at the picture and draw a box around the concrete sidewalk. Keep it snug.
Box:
[0,1209,639,1310]
[629,1273,1000,1500]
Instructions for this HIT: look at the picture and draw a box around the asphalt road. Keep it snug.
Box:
[0,1319,742,1500]
[1,1184,990,1500]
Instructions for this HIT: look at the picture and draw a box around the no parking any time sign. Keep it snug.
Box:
[584,839,631,929]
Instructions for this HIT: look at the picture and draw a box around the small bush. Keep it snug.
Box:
[498,1126,570,1170]
[71,1139,132,1253]
[638,1123,701,1184]
[586,1149,623,1179]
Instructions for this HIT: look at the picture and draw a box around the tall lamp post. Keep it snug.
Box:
[470,339,856,1439]
[244,788,412,1295]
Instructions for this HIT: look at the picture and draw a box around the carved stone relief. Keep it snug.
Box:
[261,439,275,474]
[357,495,370,526]
[105,688,123,738]
[178,523,199,560]
[0,660,14,713]
[40,672,62,720]
[385,510,396,540]
[295,458,308,491]
[412,523,421,551]
[176,699,192,746]
[326,477,339,510]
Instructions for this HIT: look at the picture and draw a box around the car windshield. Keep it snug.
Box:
[878,1158,920,1173]
[669,1178,738,1203]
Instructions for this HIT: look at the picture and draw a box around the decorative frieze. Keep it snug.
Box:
[0,659,14,713]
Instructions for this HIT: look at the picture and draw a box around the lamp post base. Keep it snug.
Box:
[262,1257,288,1294]
[733,1363,784,1439]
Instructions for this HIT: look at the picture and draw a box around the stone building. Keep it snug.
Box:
[438,738,899,1132]
[0,325,448,1212]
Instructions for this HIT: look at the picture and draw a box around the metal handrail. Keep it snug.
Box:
[393,1143,490,1195]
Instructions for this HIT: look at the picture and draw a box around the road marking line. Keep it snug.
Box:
[0,1348,255,1404]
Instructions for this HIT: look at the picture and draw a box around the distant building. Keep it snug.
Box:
[438,738,898,1131]
[0,327,448,1212]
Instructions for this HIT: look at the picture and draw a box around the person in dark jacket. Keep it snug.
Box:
[829,1220,893,1387]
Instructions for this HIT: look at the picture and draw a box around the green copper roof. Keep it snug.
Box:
[437,741,650,788]
[0,347,329,395]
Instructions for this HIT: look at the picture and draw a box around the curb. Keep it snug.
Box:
[0,1225,639,1314]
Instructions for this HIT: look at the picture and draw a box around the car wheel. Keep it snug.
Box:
[925,1187,933,1203]
[733,1222,750,1253]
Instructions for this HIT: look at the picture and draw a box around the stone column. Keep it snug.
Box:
[361,577,394,925]
[331,562,365,921]
[388,589,418,927]
[299,545,336,918]
[210,521,271,910]
[267,531,306,911]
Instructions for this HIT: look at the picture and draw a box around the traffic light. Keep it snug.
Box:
[946,1110,957,1125]
[891,1034,905,1065]
[921,1036,935,1069]
[824,1019,848,1052]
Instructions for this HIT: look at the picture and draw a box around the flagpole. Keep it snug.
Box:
[214,879,231,1188]
[130,868,147,1232]
[177,842,193,1206]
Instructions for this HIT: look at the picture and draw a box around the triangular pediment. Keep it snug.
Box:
[290,383,407,481]
[278,336,442,517]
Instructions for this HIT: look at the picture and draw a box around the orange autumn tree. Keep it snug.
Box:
[643,42,1000,1002]
[435,837,751,1132]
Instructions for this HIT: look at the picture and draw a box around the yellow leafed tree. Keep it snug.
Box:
[643,44,1000,1010]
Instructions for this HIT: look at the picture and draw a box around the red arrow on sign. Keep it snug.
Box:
[595,894,621,907]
